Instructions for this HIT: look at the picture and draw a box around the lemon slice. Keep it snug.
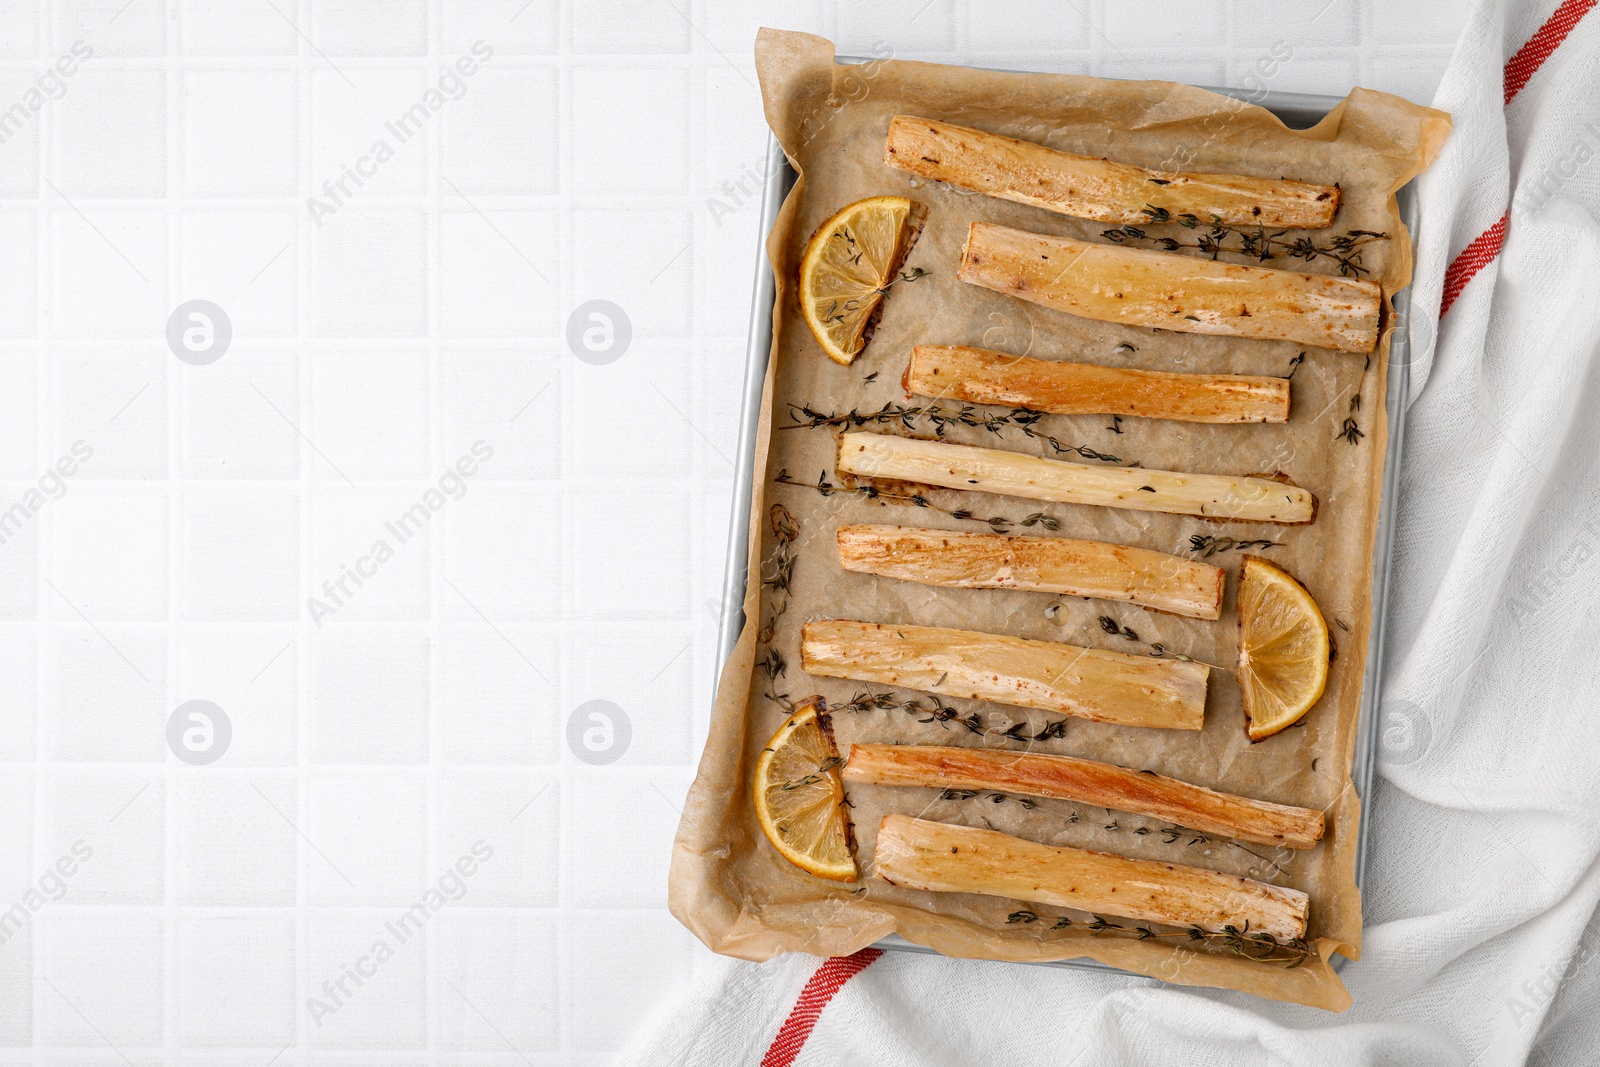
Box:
[1238,556,1330,741]
[799,196,920,365]
[753,698,856,881]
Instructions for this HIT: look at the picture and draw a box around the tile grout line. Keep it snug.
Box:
[164,0,181,1055]
[557,0,573,1053]
[292,0,314,1055]
[30,0,51,1060]
[425,0,442,1055]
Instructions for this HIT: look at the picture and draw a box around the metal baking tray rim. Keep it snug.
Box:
[716,76,1415,979]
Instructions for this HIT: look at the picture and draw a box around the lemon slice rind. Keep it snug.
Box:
[1237,556,1330,742]
[798,196,919,366]
[752,698,857,882]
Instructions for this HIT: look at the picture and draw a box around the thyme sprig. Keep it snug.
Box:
[837,690,983,735]
[1101,206,1388,279]
[781,756,845,791]
[1004,910,1314,967]
[1188,534,1281,558]
[757,504,800,646]
[1096,614,1195,662]
[756,507,799,710]
[1337,390,1365,444]
[1098,615,1140,643]
[820,299,859,325]
[837,689,1071,744]
[941,789,1037,810]
[999,718,1069,743]
[817,232,930,324]
[758,647,787,682]
[774,468,1064,535]
[830,228,863,266]
[784,402,1122,464]
[887,266,931,288]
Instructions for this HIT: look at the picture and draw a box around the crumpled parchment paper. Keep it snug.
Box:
[670,28,1450,1011]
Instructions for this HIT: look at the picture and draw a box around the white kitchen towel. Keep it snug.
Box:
[628,1,1600,1063]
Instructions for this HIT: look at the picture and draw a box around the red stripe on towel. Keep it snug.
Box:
[1443,1,1596,315]
[1505,0,1597,104]
[1440,212,1509,317]
[759,949,883,1067]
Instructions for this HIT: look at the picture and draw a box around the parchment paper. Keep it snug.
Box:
[670,28,1450,1011]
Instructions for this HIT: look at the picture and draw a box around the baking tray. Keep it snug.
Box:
[716,77,1417,978]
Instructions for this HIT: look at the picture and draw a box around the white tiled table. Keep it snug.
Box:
[0,1,1470,1062]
